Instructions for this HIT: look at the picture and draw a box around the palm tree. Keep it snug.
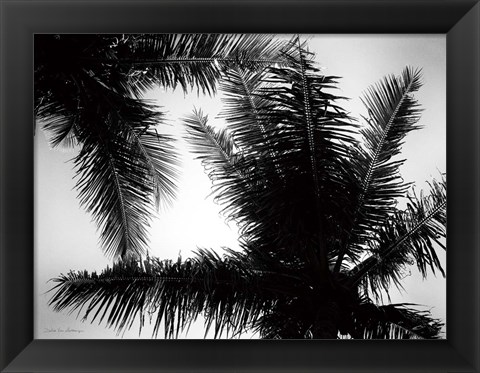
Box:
[35,34,293,260]
[48,40,446,339]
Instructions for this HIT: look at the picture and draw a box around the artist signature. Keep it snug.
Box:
[44,327,84,334]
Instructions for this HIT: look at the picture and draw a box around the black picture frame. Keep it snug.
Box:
[1,0,479,372]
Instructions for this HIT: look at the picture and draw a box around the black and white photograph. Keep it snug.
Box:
[34,34,446,340]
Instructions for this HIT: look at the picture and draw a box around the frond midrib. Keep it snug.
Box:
[85,57,287,65]
[297,40,319,198]
[105,143,131,258]
[202,124,234,166]
[359,77,415,201]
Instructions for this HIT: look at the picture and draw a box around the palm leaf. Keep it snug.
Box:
[48,249,281,338]
[183,109,237,179]
[219,67,284,180]
[334,67,424,271]
[117,34,297,96]
[70,83,179,259]
[184,109,268,233]
[347,301,443,339]
[129,126,179,210]
[72,118,149,260]
[348,176,446,297]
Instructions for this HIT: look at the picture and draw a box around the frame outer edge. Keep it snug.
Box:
[447,2,480,372]
[0,0,479,372]
[0,0,34,371]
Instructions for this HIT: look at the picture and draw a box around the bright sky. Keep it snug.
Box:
[34,34,446,339]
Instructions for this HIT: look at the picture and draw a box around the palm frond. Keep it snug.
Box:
[35,34,186,258]
[184,109,237,178]
[70,86,179,259]
[334,67,424,271]
[347,301,443,339]
[48,249,278,338]
[119,34,296,96]
[219,67,284,180]
[253,298,315,339]
[348,176,446,297]
[39,68,179,258]
[129,126,179,210]
[183,109,268,231]
[37,106,80,150]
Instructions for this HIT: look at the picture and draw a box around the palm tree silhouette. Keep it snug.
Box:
[35,34,292,260]
[48,39,446,339]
